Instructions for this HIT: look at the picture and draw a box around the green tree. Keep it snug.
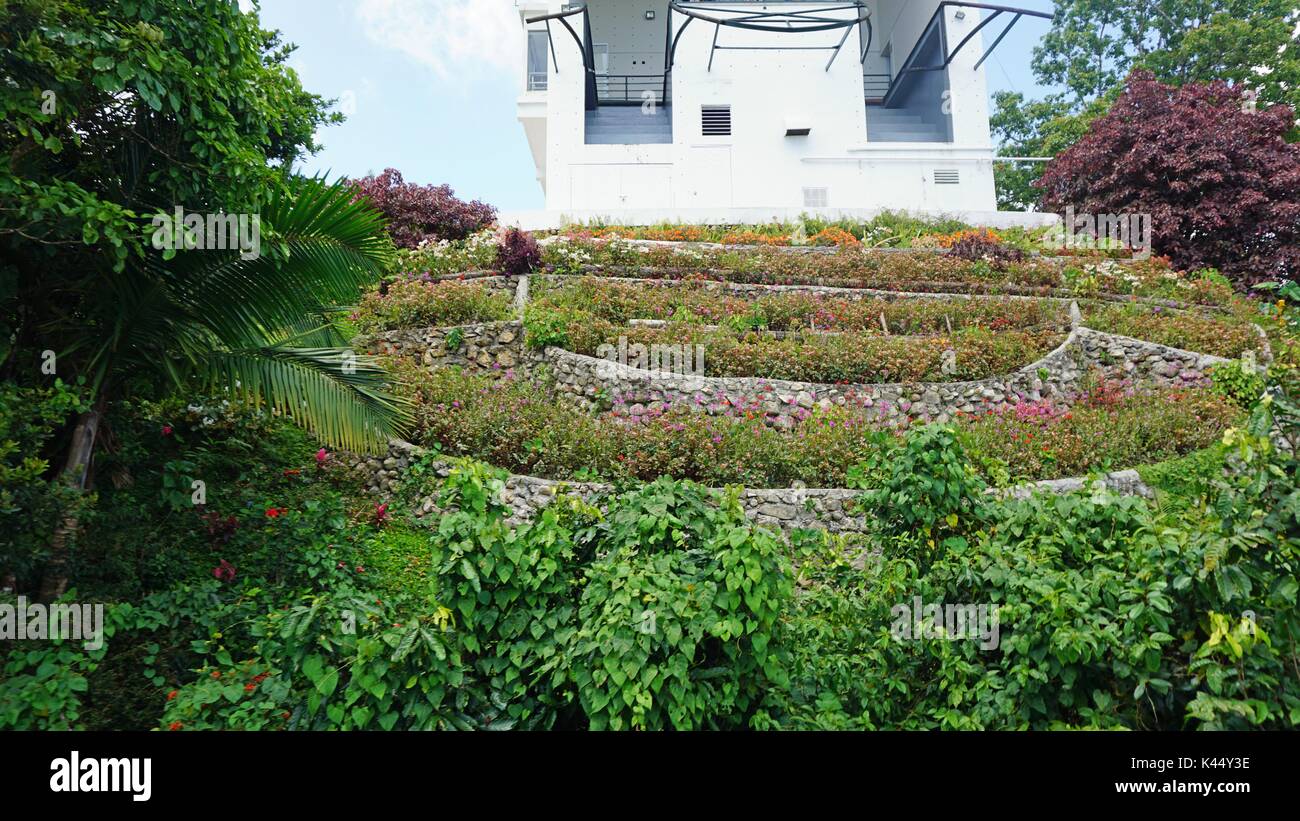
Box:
[990,92,1108,210]
[1035,0,1299,109]
[0,0,408,598]
[993,0,1299,208]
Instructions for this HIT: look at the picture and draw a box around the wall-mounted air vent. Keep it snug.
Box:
[702,105,732,136]
[934,169,961,185]
[803,187,829,208]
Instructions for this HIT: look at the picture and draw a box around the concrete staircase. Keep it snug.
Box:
[585,106,673,145]
[866,105,947,143]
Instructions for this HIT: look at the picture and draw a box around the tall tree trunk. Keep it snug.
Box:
[36,407,101,602]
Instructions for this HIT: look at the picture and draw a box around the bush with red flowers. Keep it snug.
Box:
[349,168,496,248]
[1037,70,1300,287]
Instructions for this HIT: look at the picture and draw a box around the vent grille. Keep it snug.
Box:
[802,187,829,208]
[934,169,960,185]
[701,104,732,136]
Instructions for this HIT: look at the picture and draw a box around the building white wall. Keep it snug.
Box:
[519,1,1001,217]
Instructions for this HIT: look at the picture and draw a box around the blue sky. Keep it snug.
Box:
[253,0,1059,210]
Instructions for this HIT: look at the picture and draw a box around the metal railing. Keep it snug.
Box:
[863,73,890,101]
[527,71,548,92]
[881,2,1052,108]
[597,74,671,106]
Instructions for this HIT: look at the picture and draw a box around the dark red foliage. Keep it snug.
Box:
[1036,70,1300,286]
[496,227,541,276]
[349,168,496,249]
[947,233,1026,269]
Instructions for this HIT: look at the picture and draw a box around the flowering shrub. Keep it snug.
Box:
[391,229,498,279]
[495,227,542,276]
[353,279,512,333]
[961,381,1241,481]
[720,230,791,246]
[810,227,860,247]
[349,168,496,248]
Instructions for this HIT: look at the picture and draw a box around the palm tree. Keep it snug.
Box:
[39,176,410,598]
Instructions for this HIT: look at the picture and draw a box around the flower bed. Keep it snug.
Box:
[540,239,1236,306]
[391,360,1240,489]
[353,279,513,334]
[961,380,1241,481]
[549,322,1067,384]
[1082,302,1260,359]
[531,277,1067,334]
[547,213,1046,250]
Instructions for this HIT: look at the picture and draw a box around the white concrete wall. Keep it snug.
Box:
[524,0,1000,216]
[586,0,671,76]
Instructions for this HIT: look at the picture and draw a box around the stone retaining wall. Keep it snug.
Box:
[347,441,1153,535]
[358,320,526,372]
[542,327,1230,426]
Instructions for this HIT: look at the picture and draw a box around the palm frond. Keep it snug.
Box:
[165,177,394,348]
[203,346,411,454]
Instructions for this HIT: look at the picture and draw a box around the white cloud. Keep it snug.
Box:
[355,0,523,80]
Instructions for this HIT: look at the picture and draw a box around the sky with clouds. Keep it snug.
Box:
[251,0,1057,211]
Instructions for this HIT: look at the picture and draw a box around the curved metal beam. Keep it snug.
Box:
[667,14,695,70]
[669,1,870,35]
[525,7,590,71]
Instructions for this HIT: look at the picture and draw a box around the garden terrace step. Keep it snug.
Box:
[347,440,1154,536]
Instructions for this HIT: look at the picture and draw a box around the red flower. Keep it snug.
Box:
[282,469,301,476]
[168,721,183,731]
[244,683,256,692]
[212,559,237,583]
[167,690,178,701]
[373,502,390,524]
[161,425,173,436]
[265,507,287,518]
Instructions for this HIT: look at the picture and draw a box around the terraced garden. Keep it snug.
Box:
[352,234,1274,532]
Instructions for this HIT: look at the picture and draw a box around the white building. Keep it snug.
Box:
[513,1,1052,225]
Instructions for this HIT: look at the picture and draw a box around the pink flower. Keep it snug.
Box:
[315,448,329,466]
[161,425,173,436]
